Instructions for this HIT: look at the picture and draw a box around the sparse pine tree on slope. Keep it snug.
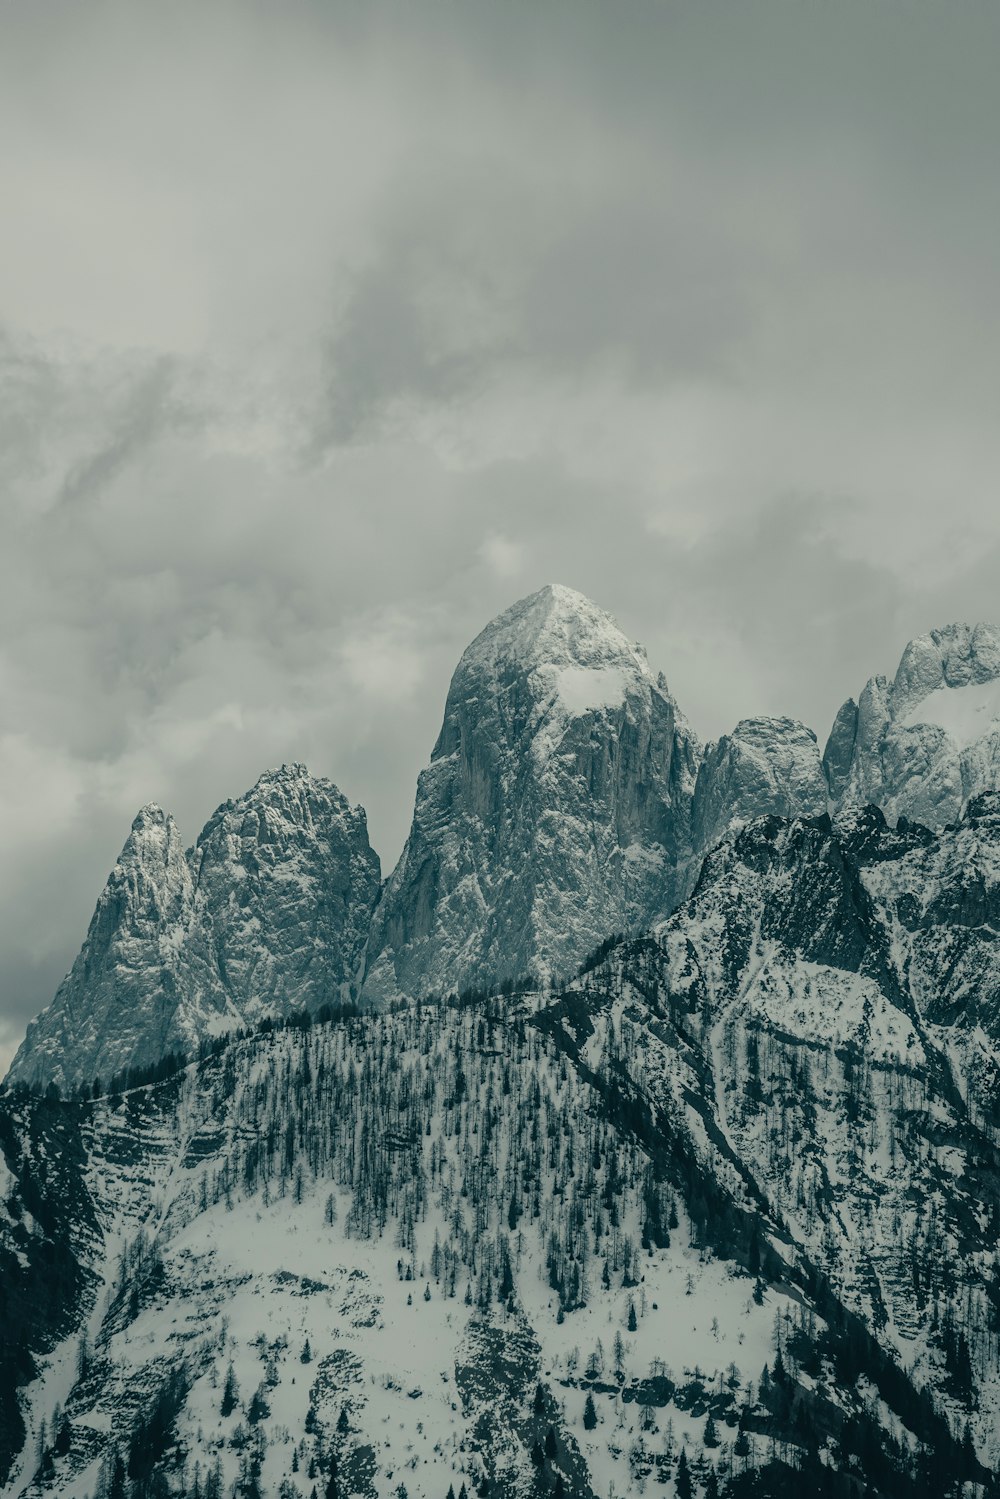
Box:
[221,1363,239,1418]
[325,1455,339,1499]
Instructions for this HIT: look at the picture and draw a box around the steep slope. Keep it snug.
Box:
[188,765,380,1027]
[578,806,1000,1473]
[363,584,701,1004]
[860,789,1000,1040]
[1,969,984,1499]
[7,767,380,1094]
[825,621,1000,825]
[5,807,215,1095]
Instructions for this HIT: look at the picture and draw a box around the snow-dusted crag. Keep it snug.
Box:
[6,767,380,1094]
[3,805,998,1498]
[9,600,1000,1494]
[690,716,828,856]
[825,621,1000,825]
[362,585,701,1004]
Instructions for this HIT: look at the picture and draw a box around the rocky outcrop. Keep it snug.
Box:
[691,716,828,856]
[189,766,379,1026]
[362,584,701,1002]
[825,622,1000,826]
[6,766,380,1093]
[860,788,1000,1036]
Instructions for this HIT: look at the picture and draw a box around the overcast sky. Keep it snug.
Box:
[2,0,1000,1071]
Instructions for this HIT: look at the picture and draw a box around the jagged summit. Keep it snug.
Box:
[458,583,652,676]
[892,621,1000,711]
[691,715,828,856]
[14,598,1000,1096]
[130,801,170,827]
[449,585,675,771]
[6,766,380,1092]
[825,619,1000,825]
[363,586,700,1004]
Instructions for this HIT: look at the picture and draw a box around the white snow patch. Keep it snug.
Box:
[900,678,1000,749]
[550,664,630,719]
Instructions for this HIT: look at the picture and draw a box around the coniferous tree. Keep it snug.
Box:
[107,1449,127,1499]
[325,1454,340,1499]
[221,1363,239,1418]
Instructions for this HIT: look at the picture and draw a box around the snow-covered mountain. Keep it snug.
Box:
[825,621,1000,825]
[11,595,1000,1095]
[4,799,1000,1498]
[8,590,1000,1496]
[690,716,827,856]
[6,767,380,1095]
[363,585,701,1005]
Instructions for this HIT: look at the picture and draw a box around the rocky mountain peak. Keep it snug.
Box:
[363,586,699,1005]
[192,764,361,858]
[892,621,1000,713]
[443,584,669,769]
[825,619,1000,826]
[111,804,191,919]
[458,582,651,676]
[6,767,380,1093]
[691,715,828,856]
[189,765,379,1027]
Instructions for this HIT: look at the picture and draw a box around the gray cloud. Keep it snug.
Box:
[2,0,1000,1071]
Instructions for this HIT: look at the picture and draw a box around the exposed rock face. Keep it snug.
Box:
[363,584,701,1002]
[826,622,1000,826]
[189,766,379,1025]
[12,599,1000,1096]
[860,788,1000,1036]
[6,766,379,1093]
[5,806,211,1095]
[690,716,828,855]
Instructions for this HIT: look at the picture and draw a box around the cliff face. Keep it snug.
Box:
[7,767,380,1093]
[825,621,1000,826]
[362,584,701,1002]
[690,715,828,855]
[189,766,380,1024]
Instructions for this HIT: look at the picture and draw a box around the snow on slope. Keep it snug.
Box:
[5,995,827,1499]
[900,678,1000,750]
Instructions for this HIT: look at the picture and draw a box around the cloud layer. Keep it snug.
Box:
[3,0,1000,1069]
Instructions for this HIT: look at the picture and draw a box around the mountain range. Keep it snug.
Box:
[4,585,1000,1499]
